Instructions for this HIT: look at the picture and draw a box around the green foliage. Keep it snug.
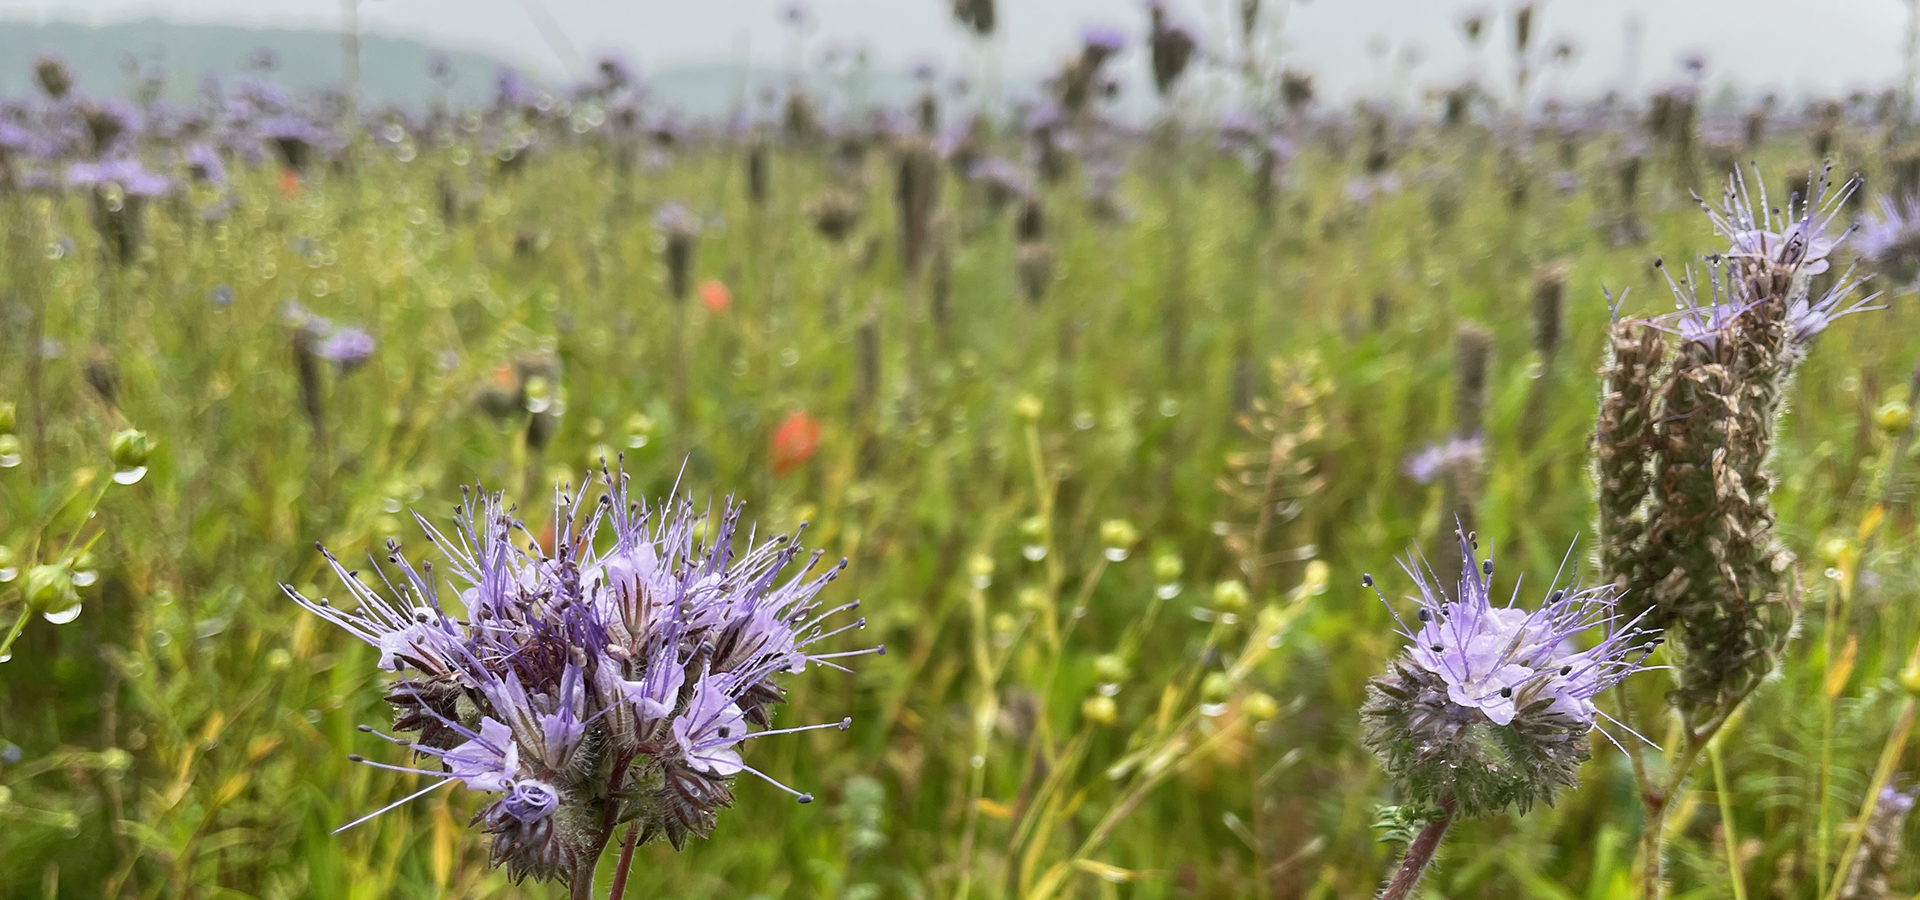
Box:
[2,118,1919,900]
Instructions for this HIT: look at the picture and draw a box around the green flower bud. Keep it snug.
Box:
[1018,515,1049,542]
[990,611,1018,636]
[1152,552,1184,583]
[1243,691,1280,721]
[1092,653,1130,683]
[1877,400,1914,435]
[966,553,995,584]
[0,433,22,465]
[1013,393,1043,422]
[0,400,15,434]
[23,563,79,616]
[1081,694,1118,726]
[1017,586,1050,612]
[1201,671,1234,704]
[1099,518,1139,550]
[109,429,153,469]
[1213,579,1251,612]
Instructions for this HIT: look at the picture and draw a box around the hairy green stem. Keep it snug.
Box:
[1378,795,1455,900]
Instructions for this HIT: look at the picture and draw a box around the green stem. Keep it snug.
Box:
[0,606,30,662]
[1709,738,1747,900]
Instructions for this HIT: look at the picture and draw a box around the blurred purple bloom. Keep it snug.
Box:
[1402,434,1483,484]
[317,327,377,371]
[66,158,171,197]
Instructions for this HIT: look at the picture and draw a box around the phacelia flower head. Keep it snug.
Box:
[1402,435,1483,485]
[317,327,377,371]
[283,464,876,889]
[1360,533,1657,817]
[1859,193,1920,285]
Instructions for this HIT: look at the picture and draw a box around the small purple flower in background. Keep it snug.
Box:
[66,158,172,197]
[209,285,234,307]
[779,1,814,30]
[283,467,876,889]
[1401,434,1483,485]
[249,47,279,72]
[317,327,377,372]
[185,143,227,185]
[1677,49,1709,79]
[968,156,1036,207]
[1081,23,1128,69]
[1361,533,1657,817]
[1859,194,1920,285]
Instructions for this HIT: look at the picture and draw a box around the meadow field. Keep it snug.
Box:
[6,7,1920,899]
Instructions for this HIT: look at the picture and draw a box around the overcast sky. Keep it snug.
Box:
[0,0,1909,102]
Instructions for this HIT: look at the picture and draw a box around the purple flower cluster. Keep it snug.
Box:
[1377,539,1654,729]
[1361,534,1657,816]
[1656,165,1880,347]
[284,468,874,887]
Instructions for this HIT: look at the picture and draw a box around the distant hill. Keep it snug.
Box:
[0,19,1060,120]
[0,19,526,107]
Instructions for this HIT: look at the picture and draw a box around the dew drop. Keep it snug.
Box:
[72,570,98,588]
[1021,544,1047,562]
[1156,582,1182,600]
[43,604,83,625]
[112,466,148,485]
[1104,547,1130,562]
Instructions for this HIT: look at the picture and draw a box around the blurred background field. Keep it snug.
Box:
[6,1,1920,898]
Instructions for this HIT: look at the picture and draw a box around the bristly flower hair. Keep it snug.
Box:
[282,461,880,892]
[1361,531,1658,819]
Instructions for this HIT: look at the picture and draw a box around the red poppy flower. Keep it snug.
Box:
[771,410,821,478]
[699,279,731,314]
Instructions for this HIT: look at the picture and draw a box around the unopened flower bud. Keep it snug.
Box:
[1092,653,1130,683]
[24,563,79,616]
[1901,662,1920,696]
[1152,552,1184,583]
[1876,400,1913,435]
[1081,694,1118,726]
[1200,671,1234,704]
[1243,691,1280,721]
[0,401,15,434]
[1213,579,1251,612]
[990,611,1018,636]
[966,553,995,585]
[1099,519,1139,551]
[110,429,153,469]
[1017,586,1050,612]
[1018,515,1049,543]
[1013,393,1043,422]
[1819,536,1853,566]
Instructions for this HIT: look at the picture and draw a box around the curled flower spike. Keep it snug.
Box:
[282,462,878,889]
[1360,532,1658,818]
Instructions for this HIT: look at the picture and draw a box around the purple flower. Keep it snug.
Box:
[1081,23,1128,68]
[185,143,227,185]
[65,158,171,197]
[1360,534,1658,816]
[1860,194,1920,282]
[283,468,878,879]
[317,327,377,371]
[1401,434,1483,485]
